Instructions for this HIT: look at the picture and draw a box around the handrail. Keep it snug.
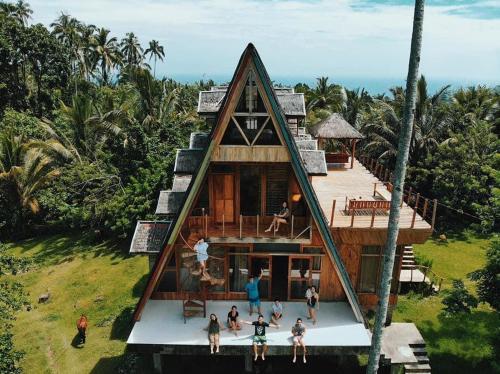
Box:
[408,264,445,292]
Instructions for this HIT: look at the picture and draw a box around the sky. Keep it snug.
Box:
[28,0,500,88]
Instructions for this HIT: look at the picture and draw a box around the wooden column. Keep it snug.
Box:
[351,139,356,169]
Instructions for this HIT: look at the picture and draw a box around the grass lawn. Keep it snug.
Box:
[393,232,499,374]
[5,233,151,374]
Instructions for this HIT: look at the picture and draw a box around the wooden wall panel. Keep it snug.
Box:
[331,227,432,245]
[358,294,398,310]
[212,145,290,162]
[320,255,346,301]
[338,244,361,289]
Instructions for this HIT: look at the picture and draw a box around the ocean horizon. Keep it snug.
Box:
[166,73,499,95]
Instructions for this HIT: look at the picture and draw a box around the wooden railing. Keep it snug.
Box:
[188,208,311,240]
[407,264,445,293]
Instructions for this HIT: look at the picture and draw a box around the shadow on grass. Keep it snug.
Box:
[70,332,84,349]
[14,233,130,266]
[419,310,499,374]
[110,306,135,341]
[90,352,154,374]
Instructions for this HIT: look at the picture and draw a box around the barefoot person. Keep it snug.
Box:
[76,314,88,345]
[194,238,209,279]
[227,305,241,335]
[306,285,319,325]
[245,269,263,316]
[241,314,280,361]
[270,298,283,326]
[292,318,307,363]
[205,314,224,354]
[264,201,290,233]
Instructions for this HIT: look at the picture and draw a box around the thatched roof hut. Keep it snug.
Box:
[309,113,363,140]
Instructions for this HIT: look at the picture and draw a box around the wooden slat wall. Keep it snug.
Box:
[319,255,346,300]
[212,145,290,162]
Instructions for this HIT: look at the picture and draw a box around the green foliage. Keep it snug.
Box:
[441,279,478,315]
[414,252,433,269]
[468,238,500,311]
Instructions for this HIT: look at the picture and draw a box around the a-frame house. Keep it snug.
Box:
[127,43,433,372]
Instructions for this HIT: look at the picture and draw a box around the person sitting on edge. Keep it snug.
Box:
[291,318,307,363]
[204,313,225,354]
[193,237,209,280]
[241,314,280,361]
[245,269,263,316]
[227,305,241,336]
[264,201,290,233]
[270,298,283,326]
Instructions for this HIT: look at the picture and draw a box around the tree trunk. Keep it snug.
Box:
[366,1,425,373]
[154,56,157,78]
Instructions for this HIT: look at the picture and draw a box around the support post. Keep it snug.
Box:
[205,213,208,238]
[431,199,438,230]
[330,199,336,227]
[153,353,163,374]
[290,215,294,239]
[370,207,376,228]
[350,208,355,227]
[240,214,242,239]
[373,183,377,197]
[222,214,225,237]
[422,198,428,220]
[256,214,259,237]
[351,140,356,169]
[411,193,420,228]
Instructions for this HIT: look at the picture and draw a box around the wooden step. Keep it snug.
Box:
[409,343,427,348]
[416,356,430,364]
[404,363,431,373]
[412,347,428,356]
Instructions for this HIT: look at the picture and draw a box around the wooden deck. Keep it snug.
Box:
[311,159,431,230]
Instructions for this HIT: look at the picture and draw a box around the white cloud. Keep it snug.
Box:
[28,0,500,83]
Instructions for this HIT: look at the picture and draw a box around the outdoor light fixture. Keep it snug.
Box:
[292,193,302,202]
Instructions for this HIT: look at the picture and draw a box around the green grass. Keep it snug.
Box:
[5,233,150,374]
[393,232,499,374]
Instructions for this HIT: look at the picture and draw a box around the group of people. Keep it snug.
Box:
[204,270,320,363]
[205,304,307,363]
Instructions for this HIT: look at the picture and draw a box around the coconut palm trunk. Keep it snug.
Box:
[366,1,425,373]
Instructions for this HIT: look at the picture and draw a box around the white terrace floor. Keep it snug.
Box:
[128,300,371,347]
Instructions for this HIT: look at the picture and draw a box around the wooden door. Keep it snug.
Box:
[288,256,312,300]
[214,174,235,224]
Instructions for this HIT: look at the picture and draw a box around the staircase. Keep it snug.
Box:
[404,343,432,373]
[402,245,417,270]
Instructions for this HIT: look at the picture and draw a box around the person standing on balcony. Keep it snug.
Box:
[305,285,319,325]
[264,201,290,233]
[291,318,307,363]
[241,314,280,361]
[245,269,263,316]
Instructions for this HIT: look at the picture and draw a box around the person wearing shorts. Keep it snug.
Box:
[205,313,224,354]
[245,269,263,316]
[270,298,283,326]
[291,318,307,363]
[194,238,209,279]
[241,314,279,361]
[227,305,241,335]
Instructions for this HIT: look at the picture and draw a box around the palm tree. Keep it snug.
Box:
[75,23,97,81]
[367,0,426,372]
[120,32,144,68]
[0,0,31,25]
[343,88,371,127]
[145,39,165,78]
[307,76,346,112]
[0,132,60,216]
[92,28,121,85]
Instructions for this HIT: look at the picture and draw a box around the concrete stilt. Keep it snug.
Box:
[244,354,253,373]
[153,353,163,374]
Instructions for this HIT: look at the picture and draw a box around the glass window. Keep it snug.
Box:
[290,258,310,279]
[229,254,248,292]
[221,118,248,145]
[290,280,308,299]
[266,165,288,215]
[359,255,379,293]
[178,248,200,292]
[207,247,226,292]
[240,166,261,215]
[157,271,177,292]
[253,119,281,146]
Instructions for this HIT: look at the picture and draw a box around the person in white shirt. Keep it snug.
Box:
[270,298,283,326]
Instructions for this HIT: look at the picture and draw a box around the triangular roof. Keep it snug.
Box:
[132,43,364,323]
[309,113,364,139]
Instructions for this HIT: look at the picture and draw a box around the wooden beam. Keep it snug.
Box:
[370,207,376,228]
[351,140,356,169]
[431,199,438,230]
[330,199,336,228]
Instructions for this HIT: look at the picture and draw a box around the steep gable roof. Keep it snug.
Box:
[132,43,364,322]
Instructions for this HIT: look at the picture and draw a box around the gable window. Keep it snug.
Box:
[245,117,258,130]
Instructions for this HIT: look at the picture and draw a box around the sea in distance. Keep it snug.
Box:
[168,73,499,95]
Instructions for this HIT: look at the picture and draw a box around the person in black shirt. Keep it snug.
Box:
[241,314,280,361]
[227,305,241,336]
[264,201,290,233]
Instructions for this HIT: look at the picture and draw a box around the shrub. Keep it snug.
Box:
[441,279,478,315]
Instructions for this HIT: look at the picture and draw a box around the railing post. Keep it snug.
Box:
[240,214,242,239]
[330,199,336,228]
[256,214,259,237]
[422,198,429,220]
[370,207,376,228]
[290,215,294,239]
[373,182,377,197]
[411,193,420,228]
[410,267,413,282]
[431,199,438,231]
[205,213,208,238]
[202,208,206,237]
[222,214,225,237]
[350,208,355,227]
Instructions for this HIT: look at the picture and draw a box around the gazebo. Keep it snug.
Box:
[309,113,364,169]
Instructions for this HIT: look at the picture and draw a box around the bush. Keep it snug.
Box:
[441,279,478,315]
[414,253,433,269]
[468,238,500,311]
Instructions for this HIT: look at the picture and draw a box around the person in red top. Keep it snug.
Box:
[76,314,88,345]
